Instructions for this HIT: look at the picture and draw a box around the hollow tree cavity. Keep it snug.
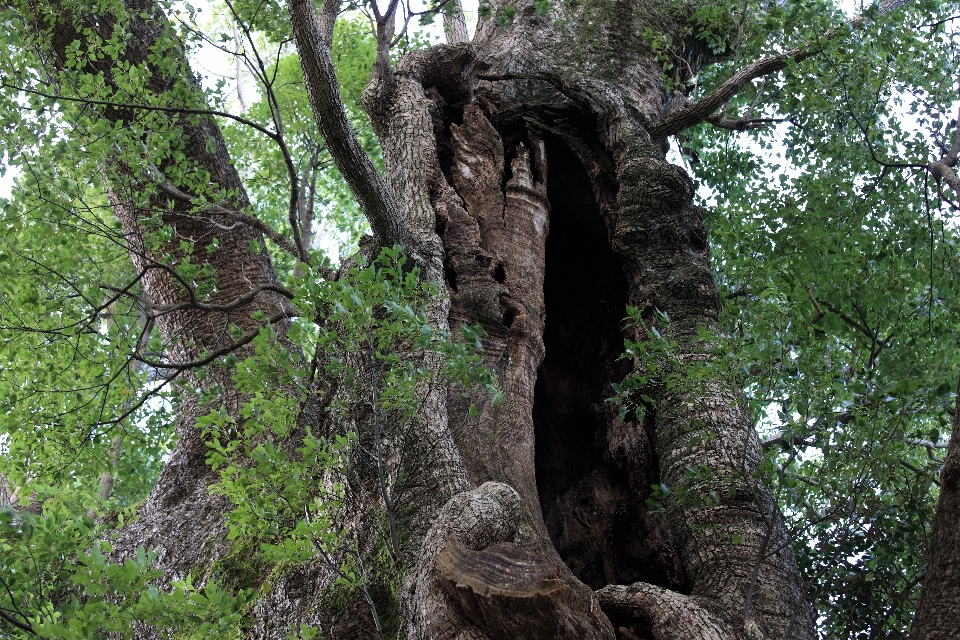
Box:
[533,136,686,593]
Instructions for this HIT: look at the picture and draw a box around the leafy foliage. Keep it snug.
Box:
[0,0,958,637]
[664,0,960,634]
[196,247,496,637]
[0,246,497,638]
[218,15,380,267]
[1,501,252,638]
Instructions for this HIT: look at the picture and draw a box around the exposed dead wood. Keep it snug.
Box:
[436,536,607,639]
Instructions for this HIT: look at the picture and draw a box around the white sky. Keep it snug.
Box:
[0,161,13,199]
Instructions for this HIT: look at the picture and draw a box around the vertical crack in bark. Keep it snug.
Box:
[533,137,687,594]
[425,101,617,638]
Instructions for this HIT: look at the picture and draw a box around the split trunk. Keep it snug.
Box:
[30,0,820,638]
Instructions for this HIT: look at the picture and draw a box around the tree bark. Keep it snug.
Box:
[324,0,815,636]
[23,0,301,587]
[21,0,823,637]
[911,375,960,640]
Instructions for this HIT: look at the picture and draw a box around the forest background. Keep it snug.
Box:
[0,0,958,637]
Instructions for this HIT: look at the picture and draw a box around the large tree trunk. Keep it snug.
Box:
[26,0,301,586]
[24,0,818,637]
[293,0,815,636]
[911,375,960,640]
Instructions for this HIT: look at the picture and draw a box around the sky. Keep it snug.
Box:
[0,160,12,199]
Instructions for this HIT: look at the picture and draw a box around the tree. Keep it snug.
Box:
[912,377,960,639]
[0,0,958,638]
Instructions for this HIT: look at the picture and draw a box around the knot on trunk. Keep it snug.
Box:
[400,482,523,639]
[436,537,608,639]
[598,582,751,640]
[401,481,613,639]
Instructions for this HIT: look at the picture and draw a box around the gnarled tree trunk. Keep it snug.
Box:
[23,0,821,637]
[289,0,817,637]
[911,375,960,640]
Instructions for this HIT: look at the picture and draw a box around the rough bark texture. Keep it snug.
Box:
[380,0,815,636]
[30,0,301,592]
[442,0,470,45]
[27,0,823,637]
[911,376,960,640]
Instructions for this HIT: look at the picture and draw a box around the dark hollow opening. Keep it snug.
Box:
[534,137,687,592]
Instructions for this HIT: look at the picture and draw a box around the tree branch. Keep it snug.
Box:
[103,281,294,316]
[705,113,790,131]
[442,0,469,44]
[806,284,825,324]
[0,608,35,635]
[928,104,960,197]
[906,437,950,450]
[147,164,306,261]
[806,285,879,342]
[3,77,318,261]
[0,81,280,142]
[287,0,415,254]
[131,311,298,371]
[222,0,306,258]
[0,573,34,635]
[900,458,940,486]
[648,0,916,139]
[762,432,817,450]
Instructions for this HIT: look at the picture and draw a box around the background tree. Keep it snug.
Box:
[0,0,958,638]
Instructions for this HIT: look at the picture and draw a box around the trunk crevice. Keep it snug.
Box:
[533,136,687,593]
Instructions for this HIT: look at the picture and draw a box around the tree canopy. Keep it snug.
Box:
[0,0,959,637]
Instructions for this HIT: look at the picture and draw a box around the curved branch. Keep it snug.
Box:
[0,81,281,142]
[0,573,35,635]
[147,164,306,260]
[103,281,294,315]
[706,114,790,131]
[222,0,306,257]
[0,608,34,635]
[762,432,817,450]
[906,437,950,450]
[5,75,313,250]
[649,0,916,139]
[131,311,299,371]
[900,458,940,486]
[96,368,182,427]
[806,284,883,343]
